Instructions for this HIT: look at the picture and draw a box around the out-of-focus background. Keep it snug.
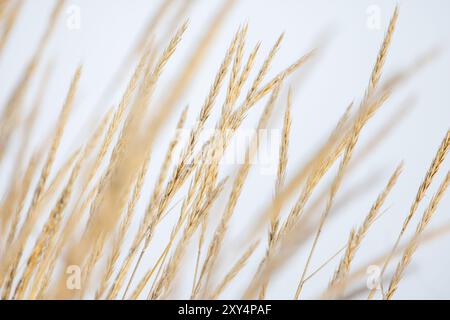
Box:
[1,0,449,299]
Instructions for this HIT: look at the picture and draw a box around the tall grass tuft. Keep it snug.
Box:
[0,1,448,300]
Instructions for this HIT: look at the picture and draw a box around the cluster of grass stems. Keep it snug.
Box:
[0,0,449,300]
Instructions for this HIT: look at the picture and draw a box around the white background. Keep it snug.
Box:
[1,0,450,299]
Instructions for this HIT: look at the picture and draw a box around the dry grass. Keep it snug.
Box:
[0,1,448,300]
